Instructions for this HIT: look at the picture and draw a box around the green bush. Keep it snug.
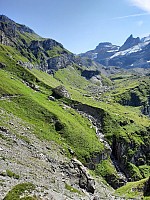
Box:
[6,169,20,179]
[4,183,36,200]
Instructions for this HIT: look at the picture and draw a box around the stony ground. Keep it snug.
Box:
[0,108,124,200]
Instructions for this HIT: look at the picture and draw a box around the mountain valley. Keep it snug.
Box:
[0,15,150,200]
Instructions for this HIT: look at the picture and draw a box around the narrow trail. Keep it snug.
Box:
[0,95,21,100]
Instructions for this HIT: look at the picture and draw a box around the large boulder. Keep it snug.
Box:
[52,85,70,99]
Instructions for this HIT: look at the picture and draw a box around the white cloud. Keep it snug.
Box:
[129,0,150,12]
[112,12,149,20]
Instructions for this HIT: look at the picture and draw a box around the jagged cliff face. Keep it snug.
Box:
[0,15,76,73]
[28,39,75,73]
[119,34,140,51]
[0,15,34,46]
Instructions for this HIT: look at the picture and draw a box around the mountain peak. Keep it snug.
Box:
[0,14,35,35]
[119,34,140,51]
[0,14,14,23]
[95,42,119,52]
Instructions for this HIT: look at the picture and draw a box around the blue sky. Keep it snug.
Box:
[1,0,150,53]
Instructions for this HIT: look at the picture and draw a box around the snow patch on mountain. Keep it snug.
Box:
[110,39,150,59]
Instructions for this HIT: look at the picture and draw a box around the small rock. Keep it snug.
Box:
[0,126,8,133]
[68,148,74,155]
[130,119,134,123]
[46,146,51,150]
[93,196,100,200]
[0,62,6,68]
[0,170,7,176]
[48,96,55,101]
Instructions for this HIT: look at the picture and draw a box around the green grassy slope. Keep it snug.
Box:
[0,63,104,164]
[115,178,149,199]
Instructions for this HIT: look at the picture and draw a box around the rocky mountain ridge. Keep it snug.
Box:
[81,34,150,70]
[0,15,77,74]
[0,14,104,82]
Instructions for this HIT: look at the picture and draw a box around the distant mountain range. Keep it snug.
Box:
[80,34,150,69]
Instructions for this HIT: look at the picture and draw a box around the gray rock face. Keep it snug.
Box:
[111,134,150,181]
[17,24,35,34]
[43,39,63,51]
[72,158,95,194]
[29,39,63,52]
[0,15,76,73]
[0,15,34,48]
[0,30,13,46]
[119,34,140,51]
[0,15,34,36]
[81,70,100,80]
[80,42,119,66]
[28,39,75,72]
[47,54,74,72]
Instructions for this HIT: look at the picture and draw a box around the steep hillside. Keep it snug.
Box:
[0,15,76,73]
[0,15,150,199]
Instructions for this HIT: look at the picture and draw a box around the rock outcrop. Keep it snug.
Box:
[81,70,100,80]
[119,34,140,51]
[72,158,95,194]
[111,134,150,181]
[115,83,150,117]
[0,15,76,73]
